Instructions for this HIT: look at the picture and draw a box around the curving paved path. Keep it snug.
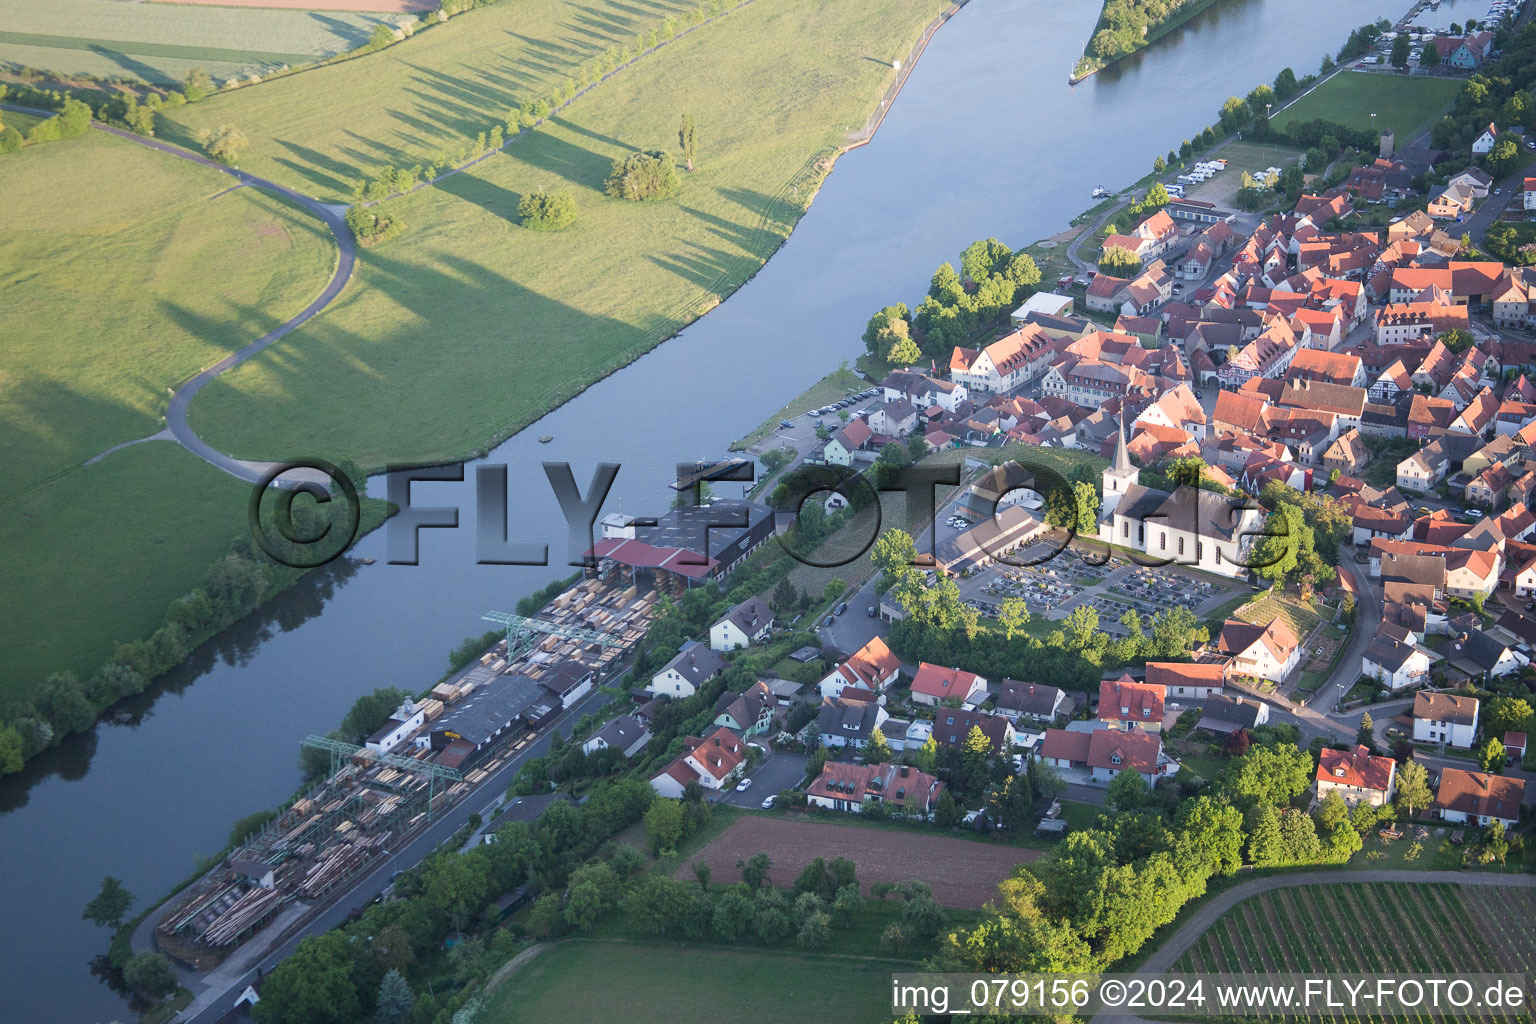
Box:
[3,102,357,485]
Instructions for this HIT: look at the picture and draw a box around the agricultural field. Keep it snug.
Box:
[675,815,1035,909]
[1272,71,1464,142]
[480,939,900,1024]
[159,0,703,201]
[182,0,948,470]
[1175,882,1536,1022]
[0,0,393,85]
[0,128,335,686]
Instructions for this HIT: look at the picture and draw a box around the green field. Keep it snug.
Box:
[1273,71,1464,143]
[0,443,253,698]
[1175,882,1536,1022]
[482,939,900,1024]
[183,0,946,470]
[0,128,335,689]
[0,0,389,84]
[160,0,701,202]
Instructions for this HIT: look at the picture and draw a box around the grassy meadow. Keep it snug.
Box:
[160,0,702,201]
[481,939,901,1024]
[1273,70,1463,142]
[185,0,948,469]
[0,128,335,689]
[0,0,391,83]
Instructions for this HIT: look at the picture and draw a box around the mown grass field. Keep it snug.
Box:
[185,0,948,469]
[0,128,335,690]
[0,0,389,83]
[0,443,254,698]
[1273,71,1463,142]
[1174,883,1536,1023]
[481,939,901,1024]
[160,0,700,201]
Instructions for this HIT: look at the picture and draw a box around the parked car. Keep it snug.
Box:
[1417,506,1431,515]
[779,419,794,429]
[1465,508,1484,519]
[867,605,877,617]
[833,602,848,616]
[761,795,775,809]
[735,777,753,792]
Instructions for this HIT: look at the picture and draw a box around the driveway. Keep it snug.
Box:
[718,750,810,806]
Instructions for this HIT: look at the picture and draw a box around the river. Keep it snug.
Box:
[1,0,1407,1018]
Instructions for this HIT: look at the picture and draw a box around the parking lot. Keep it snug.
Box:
[717,750,810,808]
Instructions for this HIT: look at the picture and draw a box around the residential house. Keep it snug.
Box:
[1145,661,1227,698]
[1217,616,1301,683]
[1196,692,1270,734]
[709,596,774,651]
[1413,691,1480,748]
[868,399,917,438]
[949,324,1056,394]
[1448,629,1525,681]
[994,680,1071,724]
[1290,348,1365,388]
[1315,745,1397,807]
[1098,675,1166,732]
[1435,767,1524,828]
[806,761,945,816]
[819,636,902,699]
[649,641,725,698]
[909,663,988,707]
[1323,429,1371,475]
[824,417,873,466]
[713,681,778,737]
[1040,726,1174,785]
[1472,123,1498,154]
[930,708,1016,753]
[650,726,745,797]
[815,695,890,750]
[1362,624,1431,691]
[581,714,651,758]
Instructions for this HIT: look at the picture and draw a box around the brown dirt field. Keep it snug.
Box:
[675,816,1037,909]
[156,0,436,12]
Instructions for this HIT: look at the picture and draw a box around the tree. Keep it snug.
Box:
[376,968,414,1024]
[867,725,893,761]
[1480,738,1507,775]
[199,123,248,164]
[1420,40,1440,67]
[1273,66,1298,99]
[862,304,910,357]
[742,852,771,889]
[678,112,697,172]
[1106,769,1148,811]
[1485,136,1521,178]
[1003,251,1041,292]
[35,673,93,737]
[123,952,177,1000]
[997,596,1030,641]
[692,861,711,890]
[605,150,681,201]
[1390,33,1411,69]
[518,189,578,230]
[882,921,909,954]
[184,66,214,101]
[1098,245,1141,277]
[832,883,863,924]
[902,893,946,938]
[1252,503,1306,583]
[796,910,832,948]
[888,333,922,366]
[1357,711,1376,750]
[823,578,846,604]
[1395,759,1432,818]
[0,724,23,774]
[1153,154,1166,173]
[960,238,1013,284]
[83,876,134,929]
[644,798,685,855]
[933,790,959,829]
[1220,743,1313,809]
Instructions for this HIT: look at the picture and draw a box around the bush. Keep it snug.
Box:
[518,189,578,230]
[605,150,681,202]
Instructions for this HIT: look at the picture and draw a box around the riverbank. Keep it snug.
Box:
[1070,0,1232,83]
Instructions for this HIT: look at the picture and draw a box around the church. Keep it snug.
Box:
[1097,416,1264,579]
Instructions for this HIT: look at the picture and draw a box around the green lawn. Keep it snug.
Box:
[0,443,252,697]
[158,0,703,202]
[0,128,338,694]
[1273,71,1464,142]
[0,0,390,84]
[0,128,335,499]
[482,939,901,1024]
[183,0,947,470]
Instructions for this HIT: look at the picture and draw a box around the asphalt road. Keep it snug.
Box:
[716,750,810,807]
[171,683,613,1024]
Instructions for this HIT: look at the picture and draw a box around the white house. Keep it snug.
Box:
[1145,662,1226,699]
[649,641,725,698]
[1216,617,1302,683]
[1315,744,1397,807]
[908,662,987,707]
[1363,626,1431,691]
[1412,691,1480,748]
[581,714,651,758]
[818,636,902,699]
[709,596,773,651]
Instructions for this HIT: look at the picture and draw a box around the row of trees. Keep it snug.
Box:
[1083,0,1216,65]
[0,67,221,156]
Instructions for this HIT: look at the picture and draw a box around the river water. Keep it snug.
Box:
[2,0,1405,1018]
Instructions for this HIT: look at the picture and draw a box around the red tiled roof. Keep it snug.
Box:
[1098,677,1165,724]
[1317,744,1395,793]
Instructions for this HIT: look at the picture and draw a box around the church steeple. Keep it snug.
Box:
[1101,412,1139,521]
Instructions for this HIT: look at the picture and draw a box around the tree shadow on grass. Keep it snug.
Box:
[85,45,171,85]
[271,138,361,196]
[645,241,740,291]
[508,130,616,192]
[435,170,524,225]
[680,204,768,255]
[547,114,627,152]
